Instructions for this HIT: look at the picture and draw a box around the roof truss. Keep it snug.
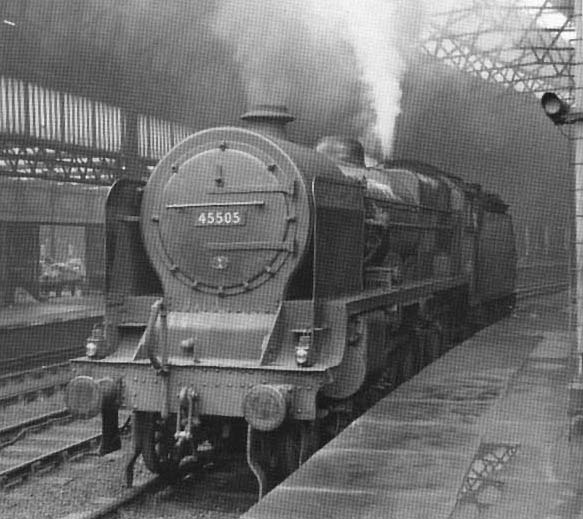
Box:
[423,0,575,101]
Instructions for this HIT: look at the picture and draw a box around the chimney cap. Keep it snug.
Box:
[241,104,295,124]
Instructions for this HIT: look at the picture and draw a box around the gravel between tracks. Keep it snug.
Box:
[1,440,140,519]
[1,435,257,519]
[105,471,257,519]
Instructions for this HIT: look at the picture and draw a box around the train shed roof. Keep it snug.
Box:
[424,1,575,102]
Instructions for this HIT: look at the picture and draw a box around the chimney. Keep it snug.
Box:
[240,104,294,140]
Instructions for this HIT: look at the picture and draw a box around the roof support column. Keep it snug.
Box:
[568,0,583,433]
[574,0,583,366]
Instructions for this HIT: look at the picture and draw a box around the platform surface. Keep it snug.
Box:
[242,292,583,519]
[0,296,103,329]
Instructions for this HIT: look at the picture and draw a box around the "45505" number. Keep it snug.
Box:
[195,211,244,226]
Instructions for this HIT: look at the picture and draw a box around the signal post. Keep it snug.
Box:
[542,0,583,433]
[541,0,583,433]
[575,0,583,385]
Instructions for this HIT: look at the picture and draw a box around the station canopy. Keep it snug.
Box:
[424,0,575,102]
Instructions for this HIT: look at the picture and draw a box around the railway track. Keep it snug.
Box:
[65,476,164,519]
[0,408,69,447]
[0,402,134,491]
[0,414,102,489]
[2,346,86,376]
[76,462,257,519]
[0,362,71,408]
[0,416,257,518]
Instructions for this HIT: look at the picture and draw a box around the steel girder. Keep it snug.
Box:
[0,138,154,185]
[424,0,575,101]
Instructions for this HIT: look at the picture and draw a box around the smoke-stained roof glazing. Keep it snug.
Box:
[423,0,576,102]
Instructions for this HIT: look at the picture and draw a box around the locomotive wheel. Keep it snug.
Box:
[135,412,180,480]
[278,420,319,477]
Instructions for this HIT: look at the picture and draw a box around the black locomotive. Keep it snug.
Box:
[66,106,516,495]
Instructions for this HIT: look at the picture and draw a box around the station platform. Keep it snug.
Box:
[0,295,103,329]
[0,296,104,374]
[242,291,583,519]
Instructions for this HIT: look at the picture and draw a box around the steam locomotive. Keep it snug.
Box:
[65,106,516,496]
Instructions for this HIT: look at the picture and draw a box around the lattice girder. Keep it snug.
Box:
[0,141,152,185]
[423,0,575,98]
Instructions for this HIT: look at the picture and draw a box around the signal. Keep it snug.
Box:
[541,92,583,125]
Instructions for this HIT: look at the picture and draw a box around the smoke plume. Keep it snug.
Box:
[212,0,426,157]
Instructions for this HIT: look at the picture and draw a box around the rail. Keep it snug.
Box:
[0,408,133,490]
[0,363,71,408]
[0,409,70,448]
[66,477,164,519]
[0,431,101,489]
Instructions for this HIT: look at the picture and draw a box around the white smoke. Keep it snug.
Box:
[212,0,426,158]
[309,1,426,156]
[212,0,546,157]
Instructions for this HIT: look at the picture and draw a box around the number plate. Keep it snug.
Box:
[195,210,245,226]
